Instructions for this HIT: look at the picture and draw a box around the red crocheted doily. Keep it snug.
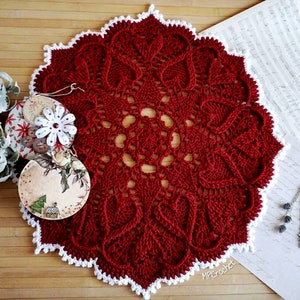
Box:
[29,6,282,298]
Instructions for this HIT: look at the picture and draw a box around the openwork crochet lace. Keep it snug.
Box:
[30,6,282,298]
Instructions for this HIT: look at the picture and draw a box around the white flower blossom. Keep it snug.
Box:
[34,106,77,147]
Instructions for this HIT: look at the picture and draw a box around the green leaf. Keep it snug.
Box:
[29,195,47,214]
[8,84,20,95]
[60,171,69,193]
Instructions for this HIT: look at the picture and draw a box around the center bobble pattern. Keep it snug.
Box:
[30,7,282,298]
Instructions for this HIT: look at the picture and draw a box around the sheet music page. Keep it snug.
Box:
[202,0,300,299]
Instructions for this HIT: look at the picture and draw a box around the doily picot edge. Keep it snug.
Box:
[23,4,287,299]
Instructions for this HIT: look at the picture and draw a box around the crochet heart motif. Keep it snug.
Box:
[27,5,283,299]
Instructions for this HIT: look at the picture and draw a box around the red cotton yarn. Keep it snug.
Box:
[30,7,283,297]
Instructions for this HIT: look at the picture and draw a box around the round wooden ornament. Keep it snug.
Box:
[18,152,90,220]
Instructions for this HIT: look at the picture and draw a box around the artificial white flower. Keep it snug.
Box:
[34,105,77,147]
